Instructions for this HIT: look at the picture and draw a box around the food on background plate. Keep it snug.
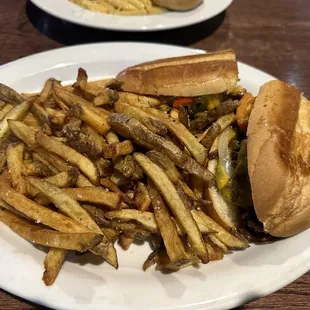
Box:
[0,49,308,286]
[70,0,166,15]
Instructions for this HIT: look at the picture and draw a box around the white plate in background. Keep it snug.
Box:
[0,43,309,310]
[29,0,232,31]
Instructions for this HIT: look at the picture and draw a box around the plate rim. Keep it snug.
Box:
[0,42,309,310]
[29,0,233,32]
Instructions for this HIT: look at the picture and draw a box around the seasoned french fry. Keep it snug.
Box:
[114,155,143,181]
[93,88,119,106]
[26,177,118,267]
[118,233,134,250]
[43,248,67,286]
[64,187,121,209]
[35,131,99,184]
[101,227,120,243]
[6,143,28,194]
[134,182,151,212]
[53,88,110,134]
[148,180,190,265]
[114,101,167,135]
[146,150,181,184]
[105,210,158,233]
[45,168,79,188]
[133,153,209,263]
[37,78,55,105]
[103,140,134,159]
[26,177,101,233]
[105,130,120,144]
[100,178,134,205]
[23,161,54,177]
[205,243,224,261]
[23,112,41,128]
[0,98,32,144]
[0,150,6,171]
[8,120,37,147]
[0,178,90,233]
[143,249,158,271]
[82,204,109,226]
[0,103,14,121]
[0,83,24,105]
[109,114,214,186]
[0,210,101,251]
[143,108,208,165]
[193,210,249,249]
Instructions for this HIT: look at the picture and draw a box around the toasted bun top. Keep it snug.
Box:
[152,0,202,11]
[116,49,239,97]
[247,80,310,237]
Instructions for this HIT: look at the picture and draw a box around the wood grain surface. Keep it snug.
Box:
[0,0,310,309]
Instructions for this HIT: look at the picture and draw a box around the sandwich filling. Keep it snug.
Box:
[161,90,276,243]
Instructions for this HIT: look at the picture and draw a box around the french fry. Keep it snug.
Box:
[103,140,134,159]
[37,78,55,105]
[0,150,6,171]
[148,180,190,265]
[143,108,208,165]
[26,177,101,233]
[205,243,224,261]
[23,161,54,177]
[6,143,28,194]
[43,248,67,286]
[100,178,134,205]
[133,153,209,263]
[101,227,120,243]
[30,101,51,125]
[0,178,90,233]
[35,131,99,184]
[0,98,32,144]
[0,210,101,251]
[23,112,41,128]
[64,187,121,209]
[26,177,118,267]
[206,138,240,229]
[146,150,181,184]
[105,130,120,144]
[93,88,119,106]
[53,88,110,134]
[0,83,24,105]
[114,101,167,135]
[0,103,14,120]
[8,120,37,147]
[109,114,214,186]
[143,249,158,271]
[197,113,235,144]
[114,155,143,181]
[118,233,134,250]
[45,168,79,188]
[193,210,249,249]
[105,210,158,233]
[82,204,109,226]
[134,182,151,212]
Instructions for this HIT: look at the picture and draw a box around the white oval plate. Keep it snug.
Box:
[0,43,310,310]
[29,0,232,32]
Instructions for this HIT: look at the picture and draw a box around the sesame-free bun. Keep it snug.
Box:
[152,0,202,11]
[116,49,238,97]
[247,80,310,237]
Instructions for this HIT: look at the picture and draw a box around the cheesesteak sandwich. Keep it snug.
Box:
[116,50,310,240]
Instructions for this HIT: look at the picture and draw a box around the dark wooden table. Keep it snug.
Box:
[1,0,310,309]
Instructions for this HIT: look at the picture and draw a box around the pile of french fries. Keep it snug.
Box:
[0,68,249,286]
